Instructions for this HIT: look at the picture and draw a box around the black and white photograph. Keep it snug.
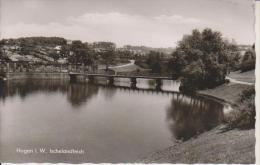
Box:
[0,0,257,164]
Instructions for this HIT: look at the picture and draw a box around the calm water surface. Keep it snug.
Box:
[0,79,228,163]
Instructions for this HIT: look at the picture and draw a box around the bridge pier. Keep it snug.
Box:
[130,77,137,84]
[88,75,95,83]
[69,74,77,82]
[0,71,6,80]
[130,77,137,88]
[108,77,114,86]
[69,74,86,83]
[6,63,10,72]
[155,79,163,90]
[130,83,137,89]
[0,74,6,82]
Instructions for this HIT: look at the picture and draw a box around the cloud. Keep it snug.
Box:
[218,0,254,6]
[1,12,211,47]
[68,12,144,25]
[154,14,203,24]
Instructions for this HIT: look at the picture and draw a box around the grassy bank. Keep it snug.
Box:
[141,126,255,164]
[198,82,251,105]
[198,70,255,102]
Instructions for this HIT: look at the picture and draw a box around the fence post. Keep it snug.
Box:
[68,64,71,72]
[14,62,17,72]
[6,63,10,73]
[82,63,84,73]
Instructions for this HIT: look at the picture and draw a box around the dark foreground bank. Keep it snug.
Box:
[140,126,255,164]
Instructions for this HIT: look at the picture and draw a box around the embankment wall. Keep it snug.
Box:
[5,72,70,80]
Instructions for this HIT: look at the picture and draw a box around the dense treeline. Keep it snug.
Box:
[18,37,67,55]
[134,51,171,74]
[18,37,67,46]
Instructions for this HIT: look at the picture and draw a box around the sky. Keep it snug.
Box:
[0,0,255,47]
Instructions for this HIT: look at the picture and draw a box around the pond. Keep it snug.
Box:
[0,79,230,163]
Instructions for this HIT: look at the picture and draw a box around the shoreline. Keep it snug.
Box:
[198,82,254,105]
[140,81,255,164]
[2,72,70,80]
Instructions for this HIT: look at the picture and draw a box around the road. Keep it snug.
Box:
[108,60,135,69]
[226,70,255,85]
[226,76,254,85]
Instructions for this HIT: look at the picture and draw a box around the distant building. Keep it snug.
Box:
[117,45,175,57]
[57,58,68,64]
[66,40,73,45]
[2,45,20,51]
[54,45,62,54]
[90,42,116,53]
[238,45,252,56]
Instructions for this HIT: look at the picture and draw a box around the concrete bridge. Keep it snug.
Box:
[69,72,175,89]
[0,61,176,89]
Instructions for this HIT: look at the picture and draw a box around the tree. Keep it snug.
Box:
[60,45,70,58]
[68,40,88,64]
[168,50,186,77]
[68,40,96,72]
[179,60,205,92]
[146,51,163,73]
[19,38,32,55]
[49,51,60,63]
[0,40,4,57]
[171,28,238,92]
[100,49,115,70]
[240,46,256,72]
[228,52,241,71]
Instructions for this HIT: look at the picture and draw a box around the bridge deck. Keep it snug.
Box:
[69,73,174,80]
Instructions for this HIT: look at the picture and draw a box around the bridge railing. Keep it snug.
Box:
[86,71,175,78]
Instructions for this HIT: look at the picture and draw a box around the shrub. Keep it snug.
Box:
[225,86,255,130]
[240,49,255,72]
[240,59,255,72]
[239,86,255,101]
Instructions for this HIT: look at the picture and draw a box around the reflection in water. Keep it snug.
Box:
[0,79,226,163]
[0,79,68,100]
[0,80,99,108]
[100,78,180,92]
[67,82,99,107]
[166,95,224,141]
